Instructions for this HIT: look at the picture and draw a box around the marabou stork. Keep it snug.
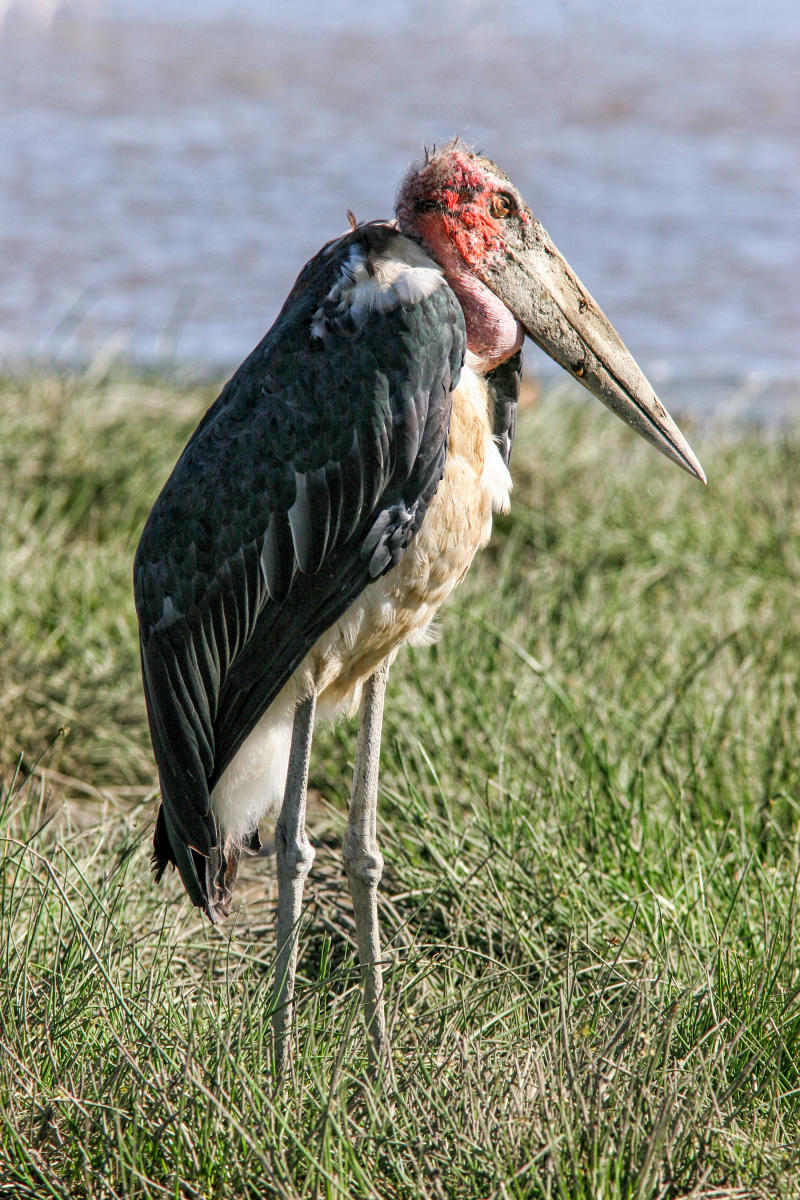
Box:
[134,141,705,1075]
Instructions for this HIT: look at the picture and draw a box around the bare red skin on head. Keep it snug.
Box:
[397,148,526,370]
[398,150,508,269]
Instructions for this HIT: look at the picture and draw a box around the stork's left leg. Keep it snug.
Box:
[273,686,317,1078]
[343,659,392,1075]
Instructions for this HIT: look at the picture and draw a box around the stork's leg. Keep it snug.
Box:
[343,659,392,1075]
[273,687,317,1077]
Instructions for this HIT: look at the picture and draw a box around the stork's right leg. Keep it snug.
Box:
[273,687,317,1078]
[343,660,392,1076]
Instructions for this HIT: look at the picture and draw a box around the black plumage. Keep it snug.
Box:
[134,222,468,913]
[487,349,522,469]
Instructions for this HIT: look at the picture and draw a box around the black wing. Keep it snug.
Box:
[133,222,466,912]
[486,348,523,468]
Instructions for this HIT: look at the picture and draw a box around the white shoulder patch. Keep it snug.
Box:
[312,236,445,337]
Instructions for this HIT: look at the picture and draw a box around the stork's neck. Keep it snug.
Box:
[399,220,524,373]
[447,261,525,373]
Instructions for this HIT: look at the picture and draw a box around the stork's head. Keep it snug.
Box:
[397,141,705,483]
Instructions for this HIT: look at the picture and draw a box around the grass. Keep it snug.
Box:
[1,366,799,1198]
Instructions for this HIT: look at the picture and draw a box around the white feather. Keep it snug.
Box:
[210,687,297,840]
[312,237,445,336]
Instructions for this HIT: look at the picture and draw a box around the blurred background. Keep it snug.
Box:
[1,0,798,419]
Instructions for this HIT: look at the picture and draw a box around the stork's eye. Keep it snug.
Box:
[489,193,513,219]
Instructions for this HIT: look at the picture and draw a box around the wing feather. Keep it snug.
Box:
[486,349,523,468]
[323,458,344,552]
[261,510,295,603]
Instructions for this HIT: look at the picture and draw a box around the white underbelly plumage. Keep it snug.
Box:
[211,365,512,841]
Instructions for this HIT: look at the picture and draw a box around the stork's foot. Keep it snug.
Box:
[344,660,394,1079]
[273,688,317,1079]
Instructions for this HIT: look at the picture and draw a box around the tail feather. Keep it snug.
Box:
[152,802,261,924]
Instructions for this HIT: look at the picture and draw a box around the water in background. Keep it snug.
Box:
[1,0,798,420]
